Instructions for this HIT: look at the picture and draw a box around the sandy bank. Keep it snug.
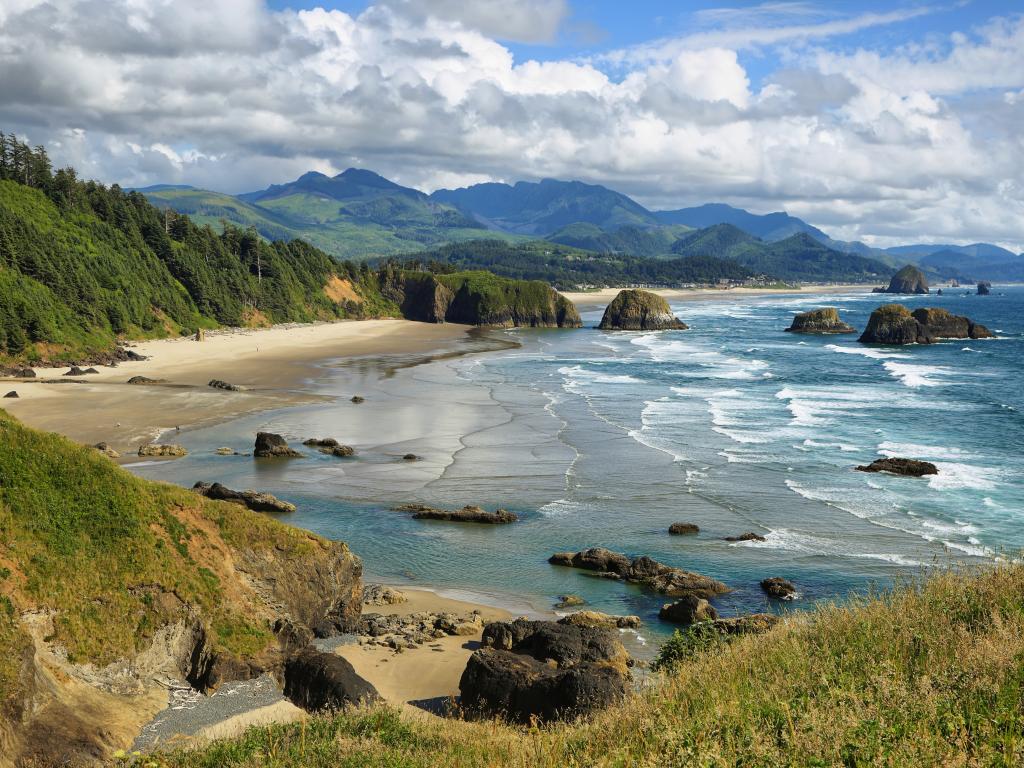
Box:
[0,319,472,455]
[562,284,875,311]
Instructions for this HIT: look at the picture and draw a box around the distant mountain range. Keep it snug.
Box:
[140,170,1023,283]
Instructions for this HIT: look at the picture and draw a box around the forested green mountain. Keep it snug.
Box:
[388,239,753,289]
[141,170,513,260]
[546,222,691,255]
[0,133,396,363]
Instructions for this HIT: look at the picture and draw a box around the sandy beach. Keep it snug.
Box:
[0,319,473,456]
[562,283,875,310]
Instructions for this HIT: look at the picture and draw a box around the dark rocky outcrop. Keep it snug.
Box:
[394,503,518,524]
[351,396,365,403]
[382,271,582,328]
[209,379,245,391]
[856,457,938,477]
[761,577,798,600]
[557,611,641,630]
[883,265,929,294]
[724,532,766,543]
[362,584,407,606]
[977,281,991,296]
[254,432,303,458]
[283,649,379,712]
[668,522,700,535]
[858,305,993,345]
[63,366,92,376]
[554,594,586,609]
[137,444,188,457]
[3,390,18,398]
[193,481,297,514]
[304,438,355,457]
[304,438,339,447]
[784,307,855,334]
[659,595,719,624]
[548,547,728,598]
[598,289,688,331]
[402,453,419,461]
[359,610,483,648]
[461,618,629,723]
[0,366,34,378]
[127,376,166,385]
[93,442,120,458]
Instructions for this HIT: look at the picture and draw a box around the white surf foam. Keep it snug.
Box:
[927,462,1002,491]
[825,344,910,360]
[883,362,953,388]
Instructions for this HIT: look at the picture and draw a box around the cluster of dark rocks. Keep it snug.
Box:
[127,375,167,385]
[64,366,99,376]
[394,503,519,524]
[548,547,728,599]
[858,305,992,345]
[137,444,188,457]
[303,438,356,457]
[358,610,485,650]
[208,379,245,391]
[856,457,938,477]
[0,366,35,378]
[193,481,297,514]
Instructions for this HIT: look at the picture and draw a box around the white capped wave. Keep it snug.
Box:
[983,497,1001,509]
[825,344,911,360]
[538,499,586,517]
[876,441,973,460]
[627,399,691,462]
[718,448,776,464]
[731,527,925,567]
[712,426,773,444]
[927,462,1002,491]
[802,439,860,452]
[558,365,642,386]
[883,361,953,388]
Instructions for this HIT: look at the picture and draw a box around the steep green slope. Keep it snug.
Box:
[392,239,753,289]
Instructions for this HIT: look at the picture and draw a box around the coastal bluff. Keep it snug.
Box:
[597,289,688,330]
[381,269,582,328]
[859,304,993,344]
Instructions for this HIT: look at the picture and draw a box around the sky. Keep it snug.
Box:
[1,0,1023,249]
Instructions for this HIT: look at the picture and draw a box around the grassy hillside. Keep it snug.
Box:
[394,239,753,289]
[0,135,398,363]
[135,563,1024,767]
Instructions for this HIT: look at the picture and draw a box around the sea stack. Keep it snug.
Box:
[784,308,856,334]
[859,305,993,345]
[598,289,688,331]
[978,281,992,296]
[883,265,929,294]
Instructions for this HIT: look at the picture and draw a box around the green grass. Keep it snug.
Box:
[126,564,1024,767]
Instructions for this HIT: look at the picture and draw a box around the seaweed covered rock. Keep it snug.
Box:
[137,443,188,457]
[883,265,929,294]
[761,577,798,600]
[659,595,719,624]
[462,618,629,722]
[859,305,992,345]
[668,522,700,535]
[785,308,855,334]
[856,458,938,477]
[548,547,728,598]
[598,289,688,331]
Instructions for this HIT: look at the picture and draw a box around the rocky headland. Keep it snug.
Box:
[597,289,688,331]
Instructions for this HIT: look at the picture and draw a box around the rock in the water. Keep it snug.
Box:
[761,577,798,600]
[883,264,929,294]
[784,307,856,334]
[209,379,245,391]
[137,444,188,457]
[3,390,18,398]
[855,457,938,477]
[598,289,688,331]
[978,281,991,296]
[557,611,641,630]
[254,432,303,458]
[936,289,943,296]
[193,481,297,513]
[464,619,629,722]
[395,504,519,524]
[659,595,719,624]
[858,304,992,345]
[724,532,766,543]
[303,438,339,447]
[214,447,241,455]
[283,649,379,712]
[554,594,586,609]
[323,445,355,457]
[93,442,120,458]
[351,395,365,404]
[668,522,699,535]
[402,453,419,461]
[127,376,166,385]
[548,547,728,598]
[362,584,407,606]
[0,366,34,378]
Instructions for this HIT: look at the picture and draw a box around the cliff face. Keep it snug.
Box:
[859,305,993,344]
[598,290,688,331]
[785,308,855,334]
[0,412,363,766]
[383,270,582,328]
[884,265,929,294]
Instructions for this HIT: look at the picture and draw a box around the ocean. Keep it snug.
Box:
[130,285,1024,649]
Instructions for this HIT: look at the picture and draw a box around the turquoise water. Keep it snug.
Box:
[131,286,1024,648]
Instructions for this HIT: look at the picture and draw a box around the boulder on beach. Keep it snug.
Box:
[724,532,766,543]
[548,547,728,598]
[395,503,518,524]
[978,281,992,296]
[193,481,297,514]
[784,307,856,334]
[254,432,303,458]
[351,395,365,404]
[283,649,379,712]
[0,366,34,378]
[209,379,245,391]
[659,595,719,624]
[761,577,798,600]
[858,305,992,345]
[127,376,166,385]
[362,584,407,606]
[137,444,188,458]
[883,265,929,294]
[668,522,700,535]
[461,618,629,723]
[63,367,87,376]
[3,391,18,399]
[402,453,419,461]
[855,457,938,477]
[597,289,688,331]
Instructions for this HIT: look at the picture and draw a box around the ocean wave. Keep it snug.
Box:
[538,499,586,517]
[927,462,1002,491]
[627,399,691,462]
[876,441,973,460]
[825,344,911,360]
[731,527,926,567]
[718,448,776,464]
[558,365,643,386]
[802,439,860,452]
[883,361,953,388]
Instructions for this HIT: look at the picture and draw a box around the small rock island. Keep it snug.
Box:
[876,264,929,294]
[598,289,688,331]
[859,305,993,345]
[785,307,856,334]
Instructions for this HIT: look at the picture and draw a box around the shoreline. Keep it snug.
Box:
[562,283,875,310]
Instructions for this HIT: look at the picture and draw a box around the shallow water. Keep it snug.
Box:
[131,285,1024,646]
